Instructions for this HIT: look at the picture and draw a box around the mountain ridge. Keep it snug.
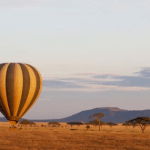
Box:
[1,107,150,123]
[31,107,150,123]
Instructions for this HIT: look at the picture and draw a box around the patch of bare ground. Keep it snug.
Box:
[0,122,150,150]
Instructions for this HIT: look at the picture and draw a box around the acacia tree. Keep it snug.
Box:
[127,117,150,133]
[48,122,60,127]
[89,113,104,131]
[67,122,83,128]
[19,119,36,127]
[122,122,131,129]
[130,122,138,128]
[89,120,105,128]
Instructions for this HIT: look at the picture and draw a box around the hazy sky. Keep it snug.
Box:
[0,0,150,119]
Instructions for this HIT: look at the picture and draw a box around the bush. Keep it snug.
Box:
[67,122,83,127]
[86,125,90,130]
[48,122,60,127]
[19,120,36,126]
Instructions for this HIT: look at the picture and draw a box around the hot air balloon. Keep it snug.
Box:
[0,63,42,125]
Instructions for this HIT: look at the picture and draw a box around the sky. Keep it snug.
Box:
[0,0,150,119]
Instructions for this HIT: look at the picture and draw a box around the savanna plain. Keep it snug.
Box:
[0,122,150,150]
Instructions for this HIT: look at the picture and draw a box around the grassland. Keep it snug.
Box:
[0,122,150,150]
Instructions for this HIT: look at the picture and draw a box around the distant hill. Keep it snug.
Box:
[31,107,150,123]
[1,107,150,123]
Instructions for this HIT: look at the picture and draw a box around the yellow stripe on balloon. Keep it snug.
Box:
[18,64,37,117]
[12,63,23,116]
[21,65,42,117]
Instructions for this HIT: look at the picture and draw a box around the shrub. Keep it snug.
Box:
[67,122,83,127]
[86,125,90,130]
[19,119,36,126]
[48,122,60,127]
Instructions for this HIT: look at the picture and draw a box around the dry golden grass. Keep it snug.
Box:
[0,122,150,150]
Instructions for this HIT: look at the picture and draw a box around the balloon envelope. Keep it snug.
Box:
[0,63,42,125]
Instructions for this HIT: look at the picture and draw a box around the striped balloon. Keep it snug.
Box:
[0,63,42,125]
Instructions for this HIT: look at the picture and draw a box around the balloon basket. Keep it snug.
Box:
[9,125,18,131]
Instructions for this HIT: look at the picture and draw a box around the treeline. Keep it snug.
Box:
[66,113,150,132]
[18,113,150,133]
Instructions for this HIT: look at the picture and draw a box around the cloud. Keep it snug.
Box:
[92,68,150,88]
[43,80,84,89]
[98,76,150,87]
[93,74,119,79]
[42,68,150,91]
[135,67,150,78]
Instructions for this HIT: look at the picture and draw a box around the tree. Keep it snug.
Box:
[19,119,36,126]
[89,120,105,127]
[107,122,118,128]
[67,122,83,127]
[89,113,104,131]
[126,117,150,132]
[48,122,60,127]
[122,122,131,129]
[130,122,138,128]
